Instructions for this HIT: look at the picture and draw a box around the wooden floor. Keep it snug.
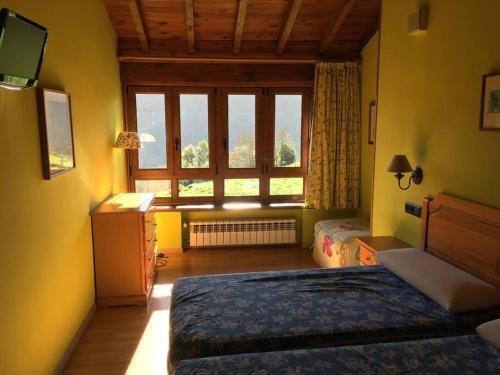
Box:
[63,247,318,374]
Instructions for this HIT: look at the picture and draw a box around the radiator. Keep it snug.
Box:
[189,219,297,247]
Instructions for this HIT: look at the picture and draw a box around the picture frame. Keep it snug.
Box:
[480,72,500,131]
[37,88,76,179]
[368,100,377,144]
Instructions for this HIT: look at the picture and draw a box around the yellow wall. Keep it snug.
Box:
[360,31,379,221]
[372,0,500,245]
[156,212,183,250]
[0,1,125,373]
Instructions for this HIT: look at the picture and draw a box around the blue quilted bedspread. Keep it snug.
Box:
[168,266,500,371]
[174,335,500,374]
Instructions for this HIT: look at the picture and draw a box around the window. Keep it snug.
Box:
[274,95,302,168]
[179,94,210,169]
[126,86,310,203]
[136,93,167,169]
[135,180,172,198]
[228,95,256,169]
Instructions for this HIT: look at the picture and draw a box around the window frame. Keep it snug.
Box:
[266,88,311,202]
[125,85,311,204]
[218,88,265,201]
[126,86,174,182]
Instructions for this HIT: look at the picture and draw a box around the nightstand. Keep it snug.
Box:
[356,236,411,266]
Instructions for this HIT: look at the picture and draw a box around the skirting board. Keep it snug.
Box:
[52,303,96,375]
[159,247,184,254]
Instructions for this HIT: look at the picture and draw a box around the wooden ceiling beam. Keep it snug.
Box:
[276,0,303,55]
[185,0,195,54]
[128,0,150,53]
[232,0,249,54]
[319,0,356,54]
[117,54,318,65]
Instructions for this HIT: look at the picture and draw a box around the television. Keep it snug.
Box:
[0,8,49,89]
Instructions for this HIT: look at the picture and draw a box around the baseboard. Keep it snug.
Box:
[159,247,184,254]
[52,303,96,375]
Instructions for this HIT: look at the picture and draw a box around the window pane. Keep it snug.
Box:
[135,180,172,198]
[224,178,259,196]
[180,94,209,168]
[136,93,167,169]
[178,179,214,197]
[269,178,304,195]
[228,95,256,168]
[274,95,302,167]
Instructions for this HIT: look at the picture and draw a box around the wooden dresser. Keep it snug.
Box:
[91,193,157,307]
[356,236,411,266]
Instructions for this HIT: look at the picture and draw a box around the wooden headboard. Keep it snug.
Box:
[419,193,500,288]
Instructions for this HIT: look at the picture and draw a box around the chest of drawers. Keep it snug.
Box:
[91,193,157,306]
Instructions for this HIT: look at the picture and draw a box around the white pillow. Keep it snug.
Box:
[476,319,500,348]
[376,248,500,313]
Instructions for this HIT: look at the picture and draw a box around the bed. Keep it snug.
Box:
[168,266,500,371]
[312,218,369,268]
[174,334,500,374]
[168,193,500,372]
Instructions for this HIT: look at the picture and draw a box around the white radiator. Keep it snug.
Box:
[189,219,297,247]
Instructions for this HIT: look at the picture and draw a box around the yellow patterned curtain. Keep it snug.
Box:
[306,62,361,209]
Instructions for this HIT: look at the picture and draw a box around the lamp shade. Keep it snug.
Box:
[387,155,413,173]
[114,132,141,149]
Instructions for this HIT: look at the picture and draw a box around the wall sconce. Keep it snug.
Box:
[387,155,423,190]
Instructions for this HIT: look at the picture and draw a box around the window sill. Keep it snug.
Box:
[154,202,306,212]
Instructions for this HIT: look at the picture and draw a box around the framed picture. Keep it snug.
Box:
[368,100,377,144]
[480,73,500,131]
[37,88,76,179]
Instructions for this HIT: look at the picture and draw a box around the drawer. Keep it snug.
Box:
[144,208,156,229]
[144,223,156,251]
[144,234,156,262]
[360,247,377,266]
[145,255,156,292]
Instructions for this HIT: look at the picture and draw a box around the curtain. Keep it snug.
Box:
[306,62,361,209]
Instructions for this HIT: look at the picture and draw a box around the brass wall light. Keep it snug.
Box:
[387,155,423,190]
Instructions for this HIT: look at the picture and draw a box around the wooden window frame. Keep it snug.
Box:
[266,88,311,202]
[125,85,311,205]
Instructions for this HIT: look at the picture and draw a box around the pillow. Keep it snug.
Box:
[376,248,500,313]
[476,319,500,349]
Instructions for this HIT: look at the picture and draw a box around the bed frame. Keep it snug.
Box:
[419,193,500,288]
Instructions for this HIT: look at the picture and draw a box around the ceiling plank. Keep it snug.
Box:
[128,0,150,52]
[185,0,195,54]
[276,0,303,55]
[319,0,356,54]
[232,0,249,54]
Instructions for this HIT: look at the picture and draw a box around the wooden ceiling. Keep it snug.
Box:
[103,0,381,63]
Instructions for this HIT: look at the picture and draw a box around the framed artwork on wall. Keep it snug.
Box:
[480,73,500,131]
[37,88,76,179]
[368,100,377,144]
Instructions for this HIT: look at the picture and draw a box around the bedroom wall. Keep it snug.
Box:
[360,31,379,221]
[0,0,125,373]
[372,0,500,245]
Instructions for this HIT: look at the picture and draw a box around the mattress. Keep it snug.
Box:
[312,218,369,268]
[174,335,500,374]
[168,266,500,372]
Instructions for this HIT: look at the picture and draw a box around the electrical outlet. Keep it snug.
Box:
[405,201,422,218]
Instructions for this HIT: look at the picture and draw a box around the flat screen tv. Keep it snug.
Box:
[0,8,49,89]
